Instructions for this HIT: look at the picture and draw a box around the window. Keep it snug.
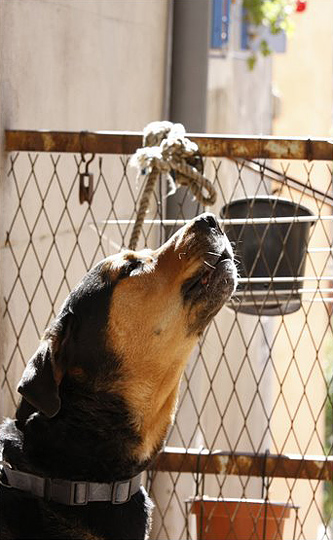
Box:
[211,0,231,49]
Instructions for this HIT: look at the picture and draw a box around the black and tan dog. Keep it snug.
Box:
[0,213,237,539]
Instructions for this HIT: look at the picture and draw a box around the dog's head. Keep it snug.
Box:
[17,213,237,439]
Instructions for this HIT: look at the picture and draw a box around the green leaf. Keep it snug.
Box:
[242,0,296,68]
[259,39,272,56]
[247,54,257,70]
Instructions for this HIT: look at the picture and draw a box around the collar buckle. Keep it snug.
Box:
[111,479,132,504]
[70,481,89,505]
[48,479,89,505]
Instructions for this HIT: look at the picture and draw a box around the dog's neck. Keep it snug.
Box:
[2,378,152,483]
[118,345,197,462]
[3,344,196,482]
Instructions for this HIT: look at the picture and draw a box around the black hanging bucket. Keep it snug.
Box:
[221,197,314,316]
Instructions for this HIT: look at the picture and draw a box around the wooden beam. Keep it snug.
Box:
[150,447,333,481]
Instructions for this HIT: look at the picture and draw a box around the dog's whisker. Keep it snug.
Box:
[205,251,221,258]
[203,260,216,270]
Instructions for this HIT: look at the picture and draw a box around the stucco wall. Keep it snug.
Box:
[273,0,333,138]
[0,0,170,418]
[0,0,169,131]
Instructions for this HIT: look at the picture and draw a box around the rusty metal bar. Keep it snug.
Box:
[4,130,143,156]
[151,447,333,481]
[5,130,333,160]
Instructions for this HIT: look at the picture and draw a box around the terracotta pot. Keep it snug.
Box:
[190,497,294,540]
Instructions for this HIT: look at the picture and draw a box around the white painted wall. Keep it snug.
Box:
[0,0,169,131]
[0,0,170,418]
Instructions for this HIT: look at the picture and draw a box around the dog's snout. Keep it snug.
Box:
[194,213,220,232]
[219,248,233,263]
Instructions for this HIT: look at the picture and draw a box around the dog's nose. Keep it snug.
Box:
[194,213,220,232]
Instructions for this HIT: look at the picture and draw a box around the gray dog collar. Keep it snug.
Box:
[0,461,142,505]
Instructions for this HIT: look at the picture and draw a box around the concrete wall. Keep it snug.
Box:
[0,0,169,132]
[273,0,333,138]
[0,0,170,418]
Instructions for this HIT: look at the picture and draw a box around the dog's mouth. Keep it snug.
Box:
[183,251,235,298]
[181,246,237,334]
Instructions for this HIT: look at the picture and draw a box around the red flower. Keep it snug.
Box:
[296,0,307,12]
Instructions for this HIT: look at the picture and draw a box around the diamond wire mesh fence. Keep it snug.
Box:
[0,131,332,540]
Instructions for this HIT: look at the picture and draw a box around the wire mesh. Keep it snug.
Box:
[0,138,332,540]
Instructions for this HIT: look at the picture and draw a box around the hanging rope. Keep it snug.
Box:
[129,121,217,250]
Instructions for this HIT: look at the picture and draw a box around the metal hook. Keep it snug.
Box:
[79,153,95,205]
[81,153,95,169]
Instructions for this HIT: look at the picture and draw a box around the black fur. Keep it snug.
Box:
[0,260,153,540]
[0,408,152,540]
[1,477,152,540]
[0,214,237,539]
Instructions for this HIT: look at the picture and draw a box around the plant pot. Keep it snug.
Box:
[220,197,314,315]
[189,497,295,540]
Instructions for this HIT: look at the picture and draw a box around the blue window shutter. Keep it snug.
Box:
[211,0,230,49]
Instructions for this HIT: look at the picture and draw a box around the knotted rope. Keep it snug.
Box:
[129,121,217,250]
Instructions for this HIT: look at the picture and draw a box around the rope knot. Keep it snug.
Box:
[129,121,217,250]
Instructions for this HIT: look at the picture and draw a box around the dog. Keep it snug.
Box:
[0,213,237,539]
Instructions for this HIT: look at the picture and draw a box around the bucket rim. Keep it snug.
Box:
[186,496,298,509]
[220,196,314,218]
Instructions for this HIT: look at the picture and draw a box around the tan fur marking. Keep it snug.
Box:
[102,215,236,463]
[105,242,200,461]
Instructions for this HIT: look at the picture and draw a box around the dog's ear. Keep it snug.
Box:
[17,311,73,418]
[17,341,60,418]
